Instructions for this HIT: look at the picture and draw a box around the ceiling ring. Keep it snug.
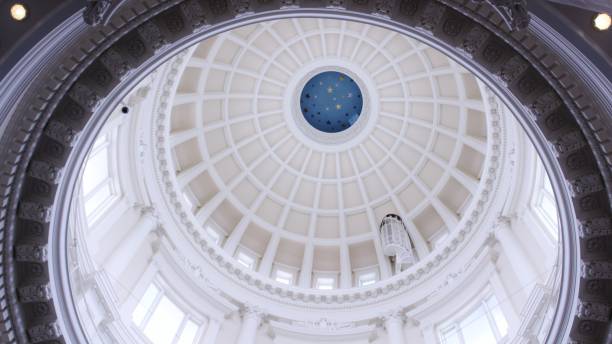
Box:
[284,59,380,151]
[0,1,609,343]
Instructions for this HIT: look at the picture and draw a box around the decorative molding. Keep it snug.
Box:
[379,308,405,324]
[0,0,609,342]
[288,64,374,146]
[579,217,612,238]
[151,55,506,306]
[83,0,129,26]
[291,317,358,332]
[240,303,266,320]
[576,302,611,323]
[470,0,530,31]
[581,262,612,280]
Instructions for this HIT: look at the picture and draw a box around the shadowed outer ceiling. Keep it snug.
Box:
[166,18,490,286]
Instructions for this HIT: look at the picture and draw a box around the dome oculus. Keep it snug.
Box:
[299,71,363,133]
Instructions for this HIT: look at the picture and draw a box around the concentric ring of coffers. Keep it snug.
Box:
[69,17,560,344]
[166,18,492,291]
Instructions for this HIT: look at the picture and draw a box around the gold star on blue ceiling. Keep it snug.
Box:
[300,71,363,133]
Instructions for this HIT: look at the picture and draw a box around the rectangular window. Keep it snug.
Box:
[440,326,461,344]
[176,320,199,344]
[132,284,160,326]
[84,184,112,217]
[460,306,497,344]
[532,164,559,240]
[485,295,509,338]
[81,131,119,223]
[437,293,509,344]
[315,277,335,290]
[82,151,110,194]
[205,226,221,245]
[143,296,185,344]
[131,281,202,344]
[537,194,559,238]
[183,193,195,212]
[236,251,255,270]
[431,230,449,249]
[357,271,377,287]
[274,269,294,285]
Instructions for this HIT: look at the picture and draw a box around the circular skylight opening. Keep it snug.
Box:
[299,71,363,133]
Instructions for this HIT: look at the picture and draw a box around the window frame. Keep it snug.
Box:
[529,162,559,241]
[131,277,206,344]
[313,273,338,290]
[437,288,509,344]
[204,225,222,246]
[354,267,379,287]
[203,220,227,246]
[181,190,199,213]
[234,246,259,271]
[79,120,122,226]
[273,268,295,285]
[430,229,450,250]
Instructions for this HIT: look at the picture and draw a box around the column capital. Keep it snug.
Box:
[495,214,518,228]
[485,223,503,266]
[419,322,434,331]
[240,303,265,321]
[491,215,514,241]
[380,309,407,344]
[379,308,405,324]
[132,203,158,219]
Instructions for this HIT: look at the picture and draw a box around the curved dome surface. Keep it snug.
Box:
[167,18,490,288]
[64,14,562,344]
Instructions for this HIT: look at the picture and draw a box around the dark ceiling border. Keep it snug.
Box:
[0,0,610,343]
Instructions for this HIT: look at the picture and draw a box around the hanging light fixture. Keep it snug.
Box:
[379,214,416,273]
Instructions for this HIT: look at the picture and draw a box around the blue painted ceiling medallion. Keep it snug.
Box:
[300,71,363,133]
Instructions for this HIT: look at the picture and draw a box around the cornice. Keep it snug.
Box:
[1,0,608,342]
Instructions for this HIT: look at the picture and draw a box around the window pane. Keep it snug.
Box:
[440,327,461,344]
[236,251,254,269]
[315,277,335,290]
[183,193,195,211]
[84,184,112,217]
[92,134,108,150]
[82,150,109,194]
[460,306,497,344]
[176,320,199,344]
[432,231,449,249]
[485,296,509,337]
[540,196,559,225]
[132,284,160,327]
[491,306,508,338]
[276,277,291,285]
[275,270,293,285]
[360,279,376,287]
[143,296,185,344]
[486,299,509,338]
[358,272,377,287]
[543,173,553,193]
[205,226,220,245]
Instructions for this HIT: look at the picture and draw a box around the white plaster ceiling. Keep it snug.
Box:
[166,18,489,287]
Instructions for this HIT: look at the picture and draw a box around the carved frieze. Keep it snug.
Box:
[470,0,530,31]
[27,322,61,342]
[18,285,52,303]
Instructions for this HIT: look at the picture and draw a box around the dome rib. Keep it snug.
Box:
[164,18,491,290]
